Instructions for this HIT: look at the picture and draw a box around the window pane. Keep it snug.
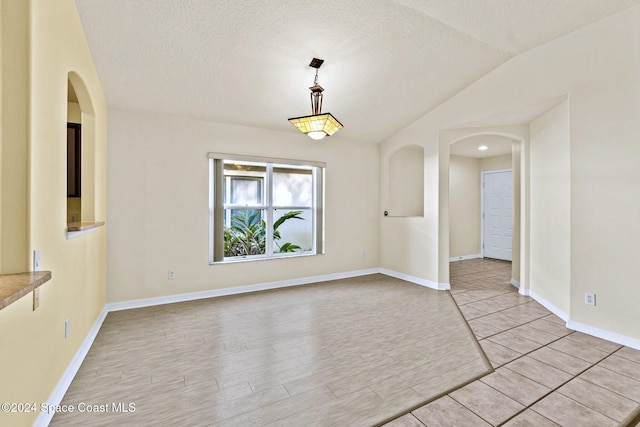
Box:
[230,178,262,205]
[224,209,266,257]
[224,161,266,205]
[273,209,312,253]
[273,165,312,207]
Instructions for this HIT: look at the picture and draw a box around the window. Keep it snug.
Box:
[209,153,325,263]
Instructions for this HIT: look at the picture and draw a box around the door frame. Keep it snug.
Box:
[481,168,512,259]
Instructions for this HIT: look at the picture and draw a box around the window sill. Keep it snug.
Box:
[210,252,320,265]
[0,271,52,311]
[66,221,105,239]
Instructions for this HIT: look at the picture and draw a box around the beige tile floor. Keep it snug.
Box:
[385,258,640,427]
[50,274,490,426]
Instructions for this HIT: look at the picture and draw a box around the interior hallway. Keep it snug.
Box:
[386,259,640,426]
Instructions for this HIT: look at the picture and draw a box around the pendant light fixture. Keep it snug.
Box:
[288,58,343,140]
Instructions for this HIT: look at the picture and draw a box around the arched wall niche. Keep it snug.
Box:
[68,71,95,114]
[385,144,424,217]
[67,71,97,223]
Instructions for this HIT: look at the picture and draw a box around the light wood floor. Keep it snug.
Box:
[386,259,640,427]
[51,274,490,426]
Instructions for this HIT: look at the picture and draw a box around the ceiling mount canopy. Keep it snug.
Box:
[288,58,343,141]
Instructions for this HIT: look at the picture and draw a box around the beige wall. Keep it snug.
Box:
[380,5,640,342]
[511,141,522,284]
[0,1,107,425]
[67,101,81,123]
[67,197,81,223]
[1,0,29,273]
[449,155,480,258]
[107,109,379,302]
[480,153,511,172]
[569,67,640,337]
[380,144,441,283]
[530,101,571,313]
[387,145,424,216]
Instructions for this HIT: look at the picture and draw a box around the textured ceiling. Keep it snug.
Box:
[74,0,639,143]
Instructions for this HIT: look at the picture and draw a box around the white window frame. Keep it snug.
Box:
[209,153,325,264]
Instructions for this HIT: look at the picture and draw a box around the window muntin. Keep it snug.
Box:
[209,154,324,263]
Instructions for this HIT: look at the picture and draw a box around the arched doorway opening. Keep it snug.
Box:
[443,129,527,294]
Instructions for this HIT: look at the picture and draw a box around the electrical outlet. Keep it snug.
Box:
[585,292,596,306]
[168,270,176,280]
[33,250,40,271]
[64,319,70,337]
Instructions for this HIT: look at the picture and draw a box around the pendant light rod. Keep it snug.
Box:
[309,58,324,115]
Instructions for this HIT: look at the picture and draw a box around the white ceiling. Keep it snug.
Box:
[450,95,569,129]
[74,0,639,144]
[450,135,514,159]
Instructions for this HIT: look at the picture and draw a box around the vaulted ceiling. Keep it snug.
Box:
[74,0,639,143]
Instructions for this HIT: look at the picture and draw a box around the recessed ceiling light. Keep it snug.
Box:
[478,145,488,151]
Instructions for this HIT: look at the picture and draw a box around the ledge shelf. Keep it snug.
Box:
[66,221,105,239]
[0,271,52,310]
[66,221,105,232]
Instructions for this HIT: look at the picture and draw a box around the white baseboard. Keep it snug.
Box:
[566,320,640,351]
[449,254,482,262]
[528,290,569,322]
[523,290,640,350]
[107,268,381,312]
[379,268,450,290]
[34,306,109,427]
[107,268,453,312]
[510,278,521,290]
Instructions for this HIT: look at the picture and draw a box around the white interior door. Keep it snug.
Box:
[483,170,512,261]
